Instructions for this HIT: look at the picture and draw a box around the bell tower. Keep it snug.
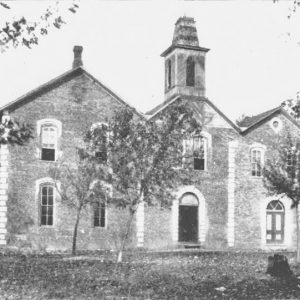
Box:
[161,17,209,101]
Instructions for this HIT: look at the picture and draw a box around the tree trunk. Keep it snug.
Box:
[117,210,135,263]
[296,204,300,262]
[72,206,82,255]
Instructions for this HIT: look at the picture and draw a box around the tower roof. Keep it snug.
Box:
[172,16,199,47]
[161,16,209,57]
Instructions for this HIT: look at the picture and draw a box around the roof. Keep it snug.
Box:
[238,107,281,128]
[240,106,300,134]
[161,44,210,57]
[146,94,240,132]
[0,66,145,119]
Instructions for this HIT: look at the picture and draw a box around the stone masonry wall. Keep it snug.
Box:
[234,112,300,250]
[6,73,138,251]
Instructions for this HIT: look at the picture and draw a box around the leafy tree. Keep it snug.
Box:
[86,103,202,262]
[49,155,111,255]
[263,134,300,260]
[0,1,79,51]
[0,117,32,145]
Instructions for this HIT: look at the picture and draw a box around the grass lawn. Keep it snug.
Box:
[0,251,300,299]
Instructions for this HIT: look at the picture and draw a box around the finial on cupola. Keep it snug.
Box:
[72,45,83,69]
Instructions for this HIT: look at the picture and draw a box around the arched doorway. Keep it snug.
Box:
[179,193,199,242]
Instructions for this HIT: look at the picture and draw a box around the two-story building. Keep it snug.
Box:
[0,16,298,252]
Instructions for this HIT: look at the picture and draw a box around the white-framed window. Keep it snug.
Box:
[183,132,211,171]
[40,184,54,226]
[250,143,266,177]
[266,200,285,244]
[37,119,62,161]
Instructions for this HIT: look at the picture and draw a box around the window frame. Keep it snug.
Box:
[266,200,285,244]
[250,144,266,177]
[37,119,62,162]
[183,132,211,171]
[35,177,59,228]
[40,184,54,227]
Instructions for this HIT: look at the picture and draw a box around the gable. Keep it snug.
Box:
[1,67,143,119]
[242,109,300,137]
[148,95,239,132]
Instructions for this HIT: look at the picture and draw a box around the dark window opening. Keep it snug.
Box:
[41,148,55,161]
[41,185,54,226]
[194,158,204,170]
[167,60,172,89]
[186,57,195,87]
[94,202,106,227]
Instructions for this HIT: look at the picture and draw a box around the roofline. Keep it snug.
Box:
[0,67,145,120]
[147,95,241,133]
[147,95,180,120]
[241,106,300,135]
[161,44,210,57]
[203,98,241,133]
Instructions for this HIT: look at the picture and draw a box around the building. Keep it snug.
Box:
[0,17,298,251]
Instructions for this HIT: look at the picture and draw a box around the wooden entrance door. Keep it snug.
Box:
[179,205,198,242]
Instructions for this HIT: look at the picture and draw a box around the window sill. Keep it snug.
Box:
[39,225,55,229]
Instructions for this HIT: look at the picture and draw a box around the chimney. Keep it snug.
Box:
[72,45,83,69]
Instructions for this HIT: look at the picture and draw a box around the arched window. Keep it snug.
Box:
[266,200,284,244]
[186,56,195,87]
[167,60,172,89]
[40,185,54,226]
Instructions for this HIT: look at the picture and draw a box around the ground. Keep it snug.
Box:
[0,250,300,299]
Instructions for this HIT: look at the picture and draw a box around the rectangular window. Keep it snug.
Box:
[193,136,206,171]
[251,149,262,176]
[41,186,54,226]
[183,136,207,170]
[94,202,106,228]
[41,126,57,161]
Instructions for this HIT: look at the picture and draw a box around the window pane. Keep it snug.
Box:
[48,216,53,226]
[41,195,48,205]
[266,234,272,240]
[276,214,282,231]
[48,195,53,206]
[276,234,282,240]
[41,216,47,226]
[41,148,55,161]
[194,158,204,170]
[41,206,48,215]
[42,187,48,196]
[267,214,272,230]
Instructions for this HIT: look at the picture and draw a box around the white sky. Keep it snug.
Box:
[1,1,300,122]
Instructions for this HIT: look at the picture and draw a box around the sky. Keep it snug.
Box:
[1,1,300,122]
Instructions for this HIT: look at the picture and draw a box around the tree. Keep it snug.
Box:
[0,117,32,145]
[263,134,300,260]
[49,155,111,255]
[0,1,79,51]
[86,102,202,262]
